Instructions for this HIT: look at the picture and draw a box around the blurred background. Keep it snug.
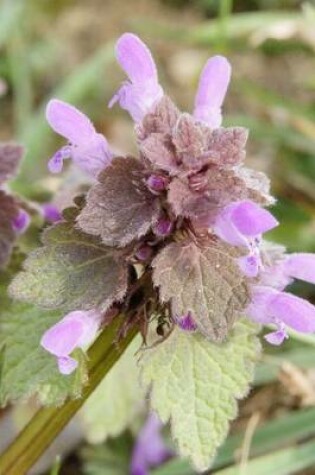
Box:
[0,0,315,473]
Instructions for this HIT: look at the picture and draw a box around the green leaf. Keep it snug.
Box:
[80,336,144,443]
[0,265,81,406]
[10,207,128,313]
[140,320,260,472]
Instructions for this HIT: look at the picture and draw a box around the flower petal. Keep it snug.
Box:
[231,200,278,236]
[193,56,231,128]
[57,356,78,375]
[130,412,173,475]
[42,203,62,223]
[238,253,260,278]
[270,292,315,333]
[12,209,30,234]
[115,33,158,84]
[41,310,101,357]
[46,99,96,145]
[264,329,288,345]
[284,253,315,285]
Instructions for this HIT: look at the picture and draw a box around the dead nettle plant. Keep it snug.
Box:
[2,33,315,473]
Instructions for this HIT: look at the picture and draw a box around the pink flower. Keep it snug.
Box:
[46,99,112,177]
[193,55,231,128]
[41,310,101,375]
[109,33,163,122]
[130,412,173,475]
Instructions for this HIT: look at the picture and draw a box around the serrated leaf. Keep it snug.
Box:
[10,210,128,312]
[139,320,260,471]
[80,336,144,443]
[205,127,248,167]
[152,238,249,342]
[0,266,81,406]
[140,134,179,174]
[0,142,24,184]
[0,191,19,269]
[77,157,160,247]
[172,114,207,169]
[136,95,180,139]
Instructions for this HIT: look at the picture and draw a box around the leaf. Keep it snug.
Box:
[139,320,260,472]
[205,127,248,167]
[136,95,180,139]
[0,264,80,406]
[10,206,128,312]
[77,157,160,247]
[152,238,249,342]
[237,167,275,206]
[80,336,144,443]
[0,142,24,184]
[140,134,179,174]
[0,191,19,269]
[172,113,207,170]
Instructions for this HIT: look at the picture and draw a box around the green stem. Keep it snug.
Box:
[0,317,137,475]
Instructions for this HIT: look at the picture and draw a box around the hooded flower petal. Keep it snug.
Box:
[193,56,231,128]
[264,328,288,345]
[109,33,163,122]
[46,99,112,177]
[283,253,315,285]
[248,286,315,334]
[214,200,278,247]
[130,412,173,475]
[41,310,101,373]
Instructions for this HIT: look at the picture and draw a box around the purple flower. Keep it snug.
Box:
[153,217,173,237]
[214,200,279,248]
[282,253,315,285]
[41,203,62,223]
[130,412,173,475]
[46,99,112,177]
[174,312,198,332]
[193,56,231,128]
[40,310,101,375]
[12,209,30,234]
[109,33,163,122]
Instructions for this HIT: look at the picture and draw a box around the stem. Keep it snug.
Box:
[0,317,137,475]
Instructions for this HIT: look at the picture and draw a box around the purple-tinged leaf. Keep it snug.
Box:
[205,127,248,167]
[0,142,24,184]
[172,113,207,170]
[152,238,249,342]
[136,96,180,139]
[0,191,19,269]
[237,167,275,205]
[140,134,178,174]
[77,157,160,247]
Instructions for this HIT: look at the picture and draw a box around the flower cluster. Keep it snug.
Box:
[41,33,315,373]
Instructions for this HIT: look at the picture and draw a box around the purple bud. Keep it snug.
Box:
[12,209,30,234]
[147,175,167,193]
[175,312,198,332]
[136,244,153,261]
[42,203,62,223]
[154,218,173,237]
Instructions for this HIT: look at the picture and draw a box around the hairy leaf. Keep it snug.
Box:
[0,142,23,184]
[0,191,19,269]
[139,320,260,471]
[10,208,128,312]
[237,167,274,205]
[172,113,207,170]
[136,95,180,139]
[205,127,248,167]
[77,157,160,247]
[0,265,79,406]
[152,238,249,341]
[80,336,143,443]
[140,134,178,174]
